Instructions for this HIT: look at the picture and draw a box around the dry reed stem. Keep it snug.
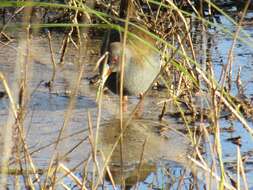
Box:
[87,110,102,189]
[0,6,25,34]
[61,182,71,190]
[60,138,87,161]
[58,163,86,189]
[47,30,57,83]
[92,71,105,188]
[87,111,95,157]
[82,155,92,189]
[186,0,201,17]
[158,101,166,121]
[93,127,126,189]
[100,151,117,190]
[0,39,12,51]
[59,31,71,65]
[176,34,197,85]
[50,160,60,189]
[43,155,56,189]
[174,98,194,143]
[93,51,108,72]
[52,158,90,189]
[105,167,116,190]
[47,6,88,183]
[96,54,109,102]
[201,124,218,182]
[209,61,226,189]
[49,2,92,185]
[237,146,240,189]
[196,67,252,136]
[0,73,17,189]
[0,31,12,42]
[18,24,41,189]
[188,156,236,190]
[0,27,41,189]
[133,136,147,190]
[176,169,187,189]
[165,0,197,62]
[118,2,132,187]
[9,128,88,166]
[0,72,18,118]
[2,29,40,190]
[237,146,248,190]
[2,1,252,189]
[55,58,85,146]
[224,0,251,91]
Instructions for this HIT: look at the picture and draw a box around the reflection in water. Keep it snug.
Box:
[98,118,193,188]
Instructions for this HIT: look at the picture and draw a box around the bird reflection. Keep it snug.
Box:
[98,118,193,188]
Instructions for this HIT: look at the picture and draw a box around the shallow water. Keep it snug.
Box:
[0,31,195,189]
[0,14,253,189]
[211,16,253,186]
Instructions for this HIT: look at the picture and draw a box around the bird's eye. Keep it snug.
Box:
[111,56,119,65]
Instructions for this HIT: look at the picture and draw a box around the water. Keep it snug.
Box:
[0,14,253,189]
[212,15,253,186]
[0,31,192,189]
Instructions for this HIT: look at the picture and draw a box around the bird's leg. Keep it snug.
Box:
[122,95,128,112]
[134,93,144,118]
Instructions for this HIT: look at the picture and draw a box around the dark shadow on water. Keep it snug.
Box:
[0,91,97,111]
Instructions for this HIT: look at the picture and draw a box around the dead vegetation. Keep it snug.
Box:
[0,0,253,189]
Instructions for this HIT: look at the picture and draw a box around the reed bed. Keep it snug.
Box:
[0,0,252,189]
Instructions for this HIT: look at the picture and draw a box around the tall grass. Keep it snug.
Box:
[0,0,252,189]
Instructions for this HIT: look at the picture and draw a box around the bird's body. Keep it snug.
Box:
[100,22,161,96]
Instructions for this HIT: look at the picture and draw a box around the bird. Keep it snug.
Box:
[99,2,161,98]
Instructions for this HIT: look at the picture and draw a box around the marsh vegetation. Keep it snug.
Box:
[0,0,253,189]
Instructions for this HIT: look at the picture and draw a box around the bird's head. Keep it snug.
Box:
[108,42,122,72]
[101,41,132,83]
